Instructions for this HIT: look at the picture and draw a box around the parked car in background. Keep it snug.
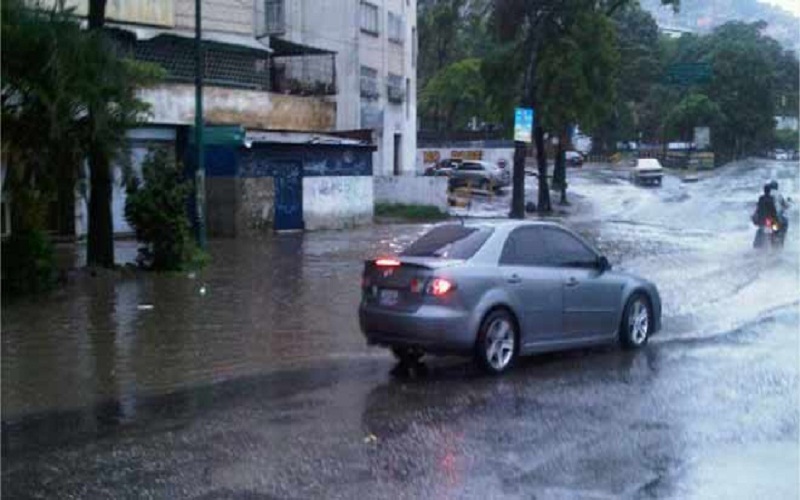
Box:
[774,149,790,161]
[449,161,511,191]
[359,221,662,374]
[631,158,664,186]
[423,158,461,177]
[565,150,584,167]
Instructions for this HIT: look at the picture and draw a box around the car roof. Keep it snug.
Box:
[635,158,663,169]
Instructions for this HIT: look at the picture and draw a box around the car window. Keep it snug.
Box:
[500,227,550,266]
[543,228,597,267]
[402,225,493,259]
[459,162,483,171]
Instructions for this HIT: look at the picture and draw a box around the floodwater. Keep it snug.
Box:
[2,158,799,499]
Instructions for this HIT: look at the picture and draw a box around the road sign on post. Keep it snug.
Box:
[511,107,533,219]
[514,108,534,143]
[664,63,711,86]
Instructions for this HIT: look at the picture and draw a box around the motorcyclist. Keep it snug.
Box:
[755,183,778,224]
[753,183,779,249]
[768,180,789,238]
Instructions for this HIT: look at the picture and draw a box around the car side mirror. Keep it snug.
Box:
[597,256,611,272]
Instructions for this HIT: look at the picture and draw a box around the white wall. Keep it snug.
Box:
[416,147,515,173]
[302,176,374,230]
[373,176,448,211]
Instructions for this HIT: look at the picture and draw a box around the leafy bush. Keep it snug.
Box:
[125,149,204,271]
[375,203,448,220]
[1,229,56,299]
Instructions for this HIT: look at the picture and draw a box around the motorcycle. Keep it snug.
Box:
[752,216,784,250]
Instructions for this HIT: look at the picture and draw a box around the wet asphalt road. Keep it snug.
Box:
[2,159,799,499]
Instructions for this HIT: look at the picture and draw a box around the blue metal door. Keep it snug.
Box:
[273,162,304,231]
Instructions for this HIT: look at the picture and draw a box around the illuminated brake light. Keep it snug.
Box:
[376,258,401,267]
[428,278,454,296]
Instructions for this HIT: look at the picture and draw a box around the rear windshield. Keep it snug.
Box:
[401,225,493,259]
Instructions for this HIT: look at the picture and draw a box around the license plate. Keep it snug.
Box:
[379,289,399,306]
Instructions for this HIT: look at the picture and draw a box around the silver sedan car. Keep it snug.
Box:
[359,221,661,374]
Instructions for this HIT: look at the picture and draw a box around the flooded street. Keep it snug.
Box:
[3,159,799,499]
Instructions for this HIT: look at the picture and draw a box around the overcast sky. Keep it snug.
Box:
[760,0,800,16]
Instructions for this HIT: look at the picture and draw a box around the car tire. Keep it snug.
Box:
[620,293,652,349]
[391,347,423,364]
[476,309,519,374]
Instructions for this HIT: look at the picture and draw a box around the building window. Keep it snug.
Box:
[264,0,285,35]
[361,98,383,129]
[360,1,379,36]
[360,66,379,99]
[412,27,417,67]
[388,12,404,44]
[388,73,405,104]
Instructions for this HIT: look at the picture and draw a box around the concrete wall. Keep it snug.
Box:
[373,176,448,211]
[139,85,336,131]
[416,147,515,173]
[175,0,254,34]
[237,177,275,235]
[302,176,374,230]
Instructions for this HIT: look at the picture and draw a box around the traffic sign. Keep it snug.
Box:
[514,107,534,143]
[665,63,711,85]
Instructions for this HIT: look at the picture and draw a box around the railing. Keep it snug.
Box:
[271,53,337,96]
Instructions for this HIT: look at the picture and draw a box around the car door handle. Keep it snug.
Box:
[566,277,580,287]
[507,274,522,284]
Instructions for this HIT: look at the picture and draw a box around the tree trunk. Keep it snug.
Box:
[86,0,114,267]
[553,130,567,205]
[535,126,551,213]
[510,141,526,219]
[88,0,107,29]
[56,159,76,237]
[87,146,114,268]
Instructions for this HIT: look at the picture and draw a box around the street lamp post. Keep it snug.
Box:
[194,0,207,249]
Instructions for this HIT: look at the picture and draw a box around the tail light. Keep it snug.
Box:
[375,258,401,267]
[427,278,454,296]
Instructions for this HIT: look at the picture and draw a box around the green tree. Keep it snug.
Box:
[492,0,678,213]
[1,0,162,269]
[537,11,619,203]
[664,92,722,141]
[657,21,798,160]
[598,6,664,149]
[420,58,489,131]
[125,149,202,271]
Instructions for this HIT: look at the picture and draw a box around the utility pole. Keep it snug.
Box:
[194,0,207,249]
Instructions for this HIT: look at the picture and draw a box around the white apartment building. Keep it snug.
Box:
[261,0,418,175]
[36,1,417,236]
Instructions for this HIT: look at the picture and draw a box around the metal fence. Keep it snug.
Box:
[271,53,336,96]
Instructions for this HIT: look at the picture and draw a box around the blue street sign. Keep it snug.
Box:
[514,108,534,143]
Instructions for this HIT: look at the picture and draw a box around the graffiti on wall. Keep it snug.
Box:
[239,146,373,178]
